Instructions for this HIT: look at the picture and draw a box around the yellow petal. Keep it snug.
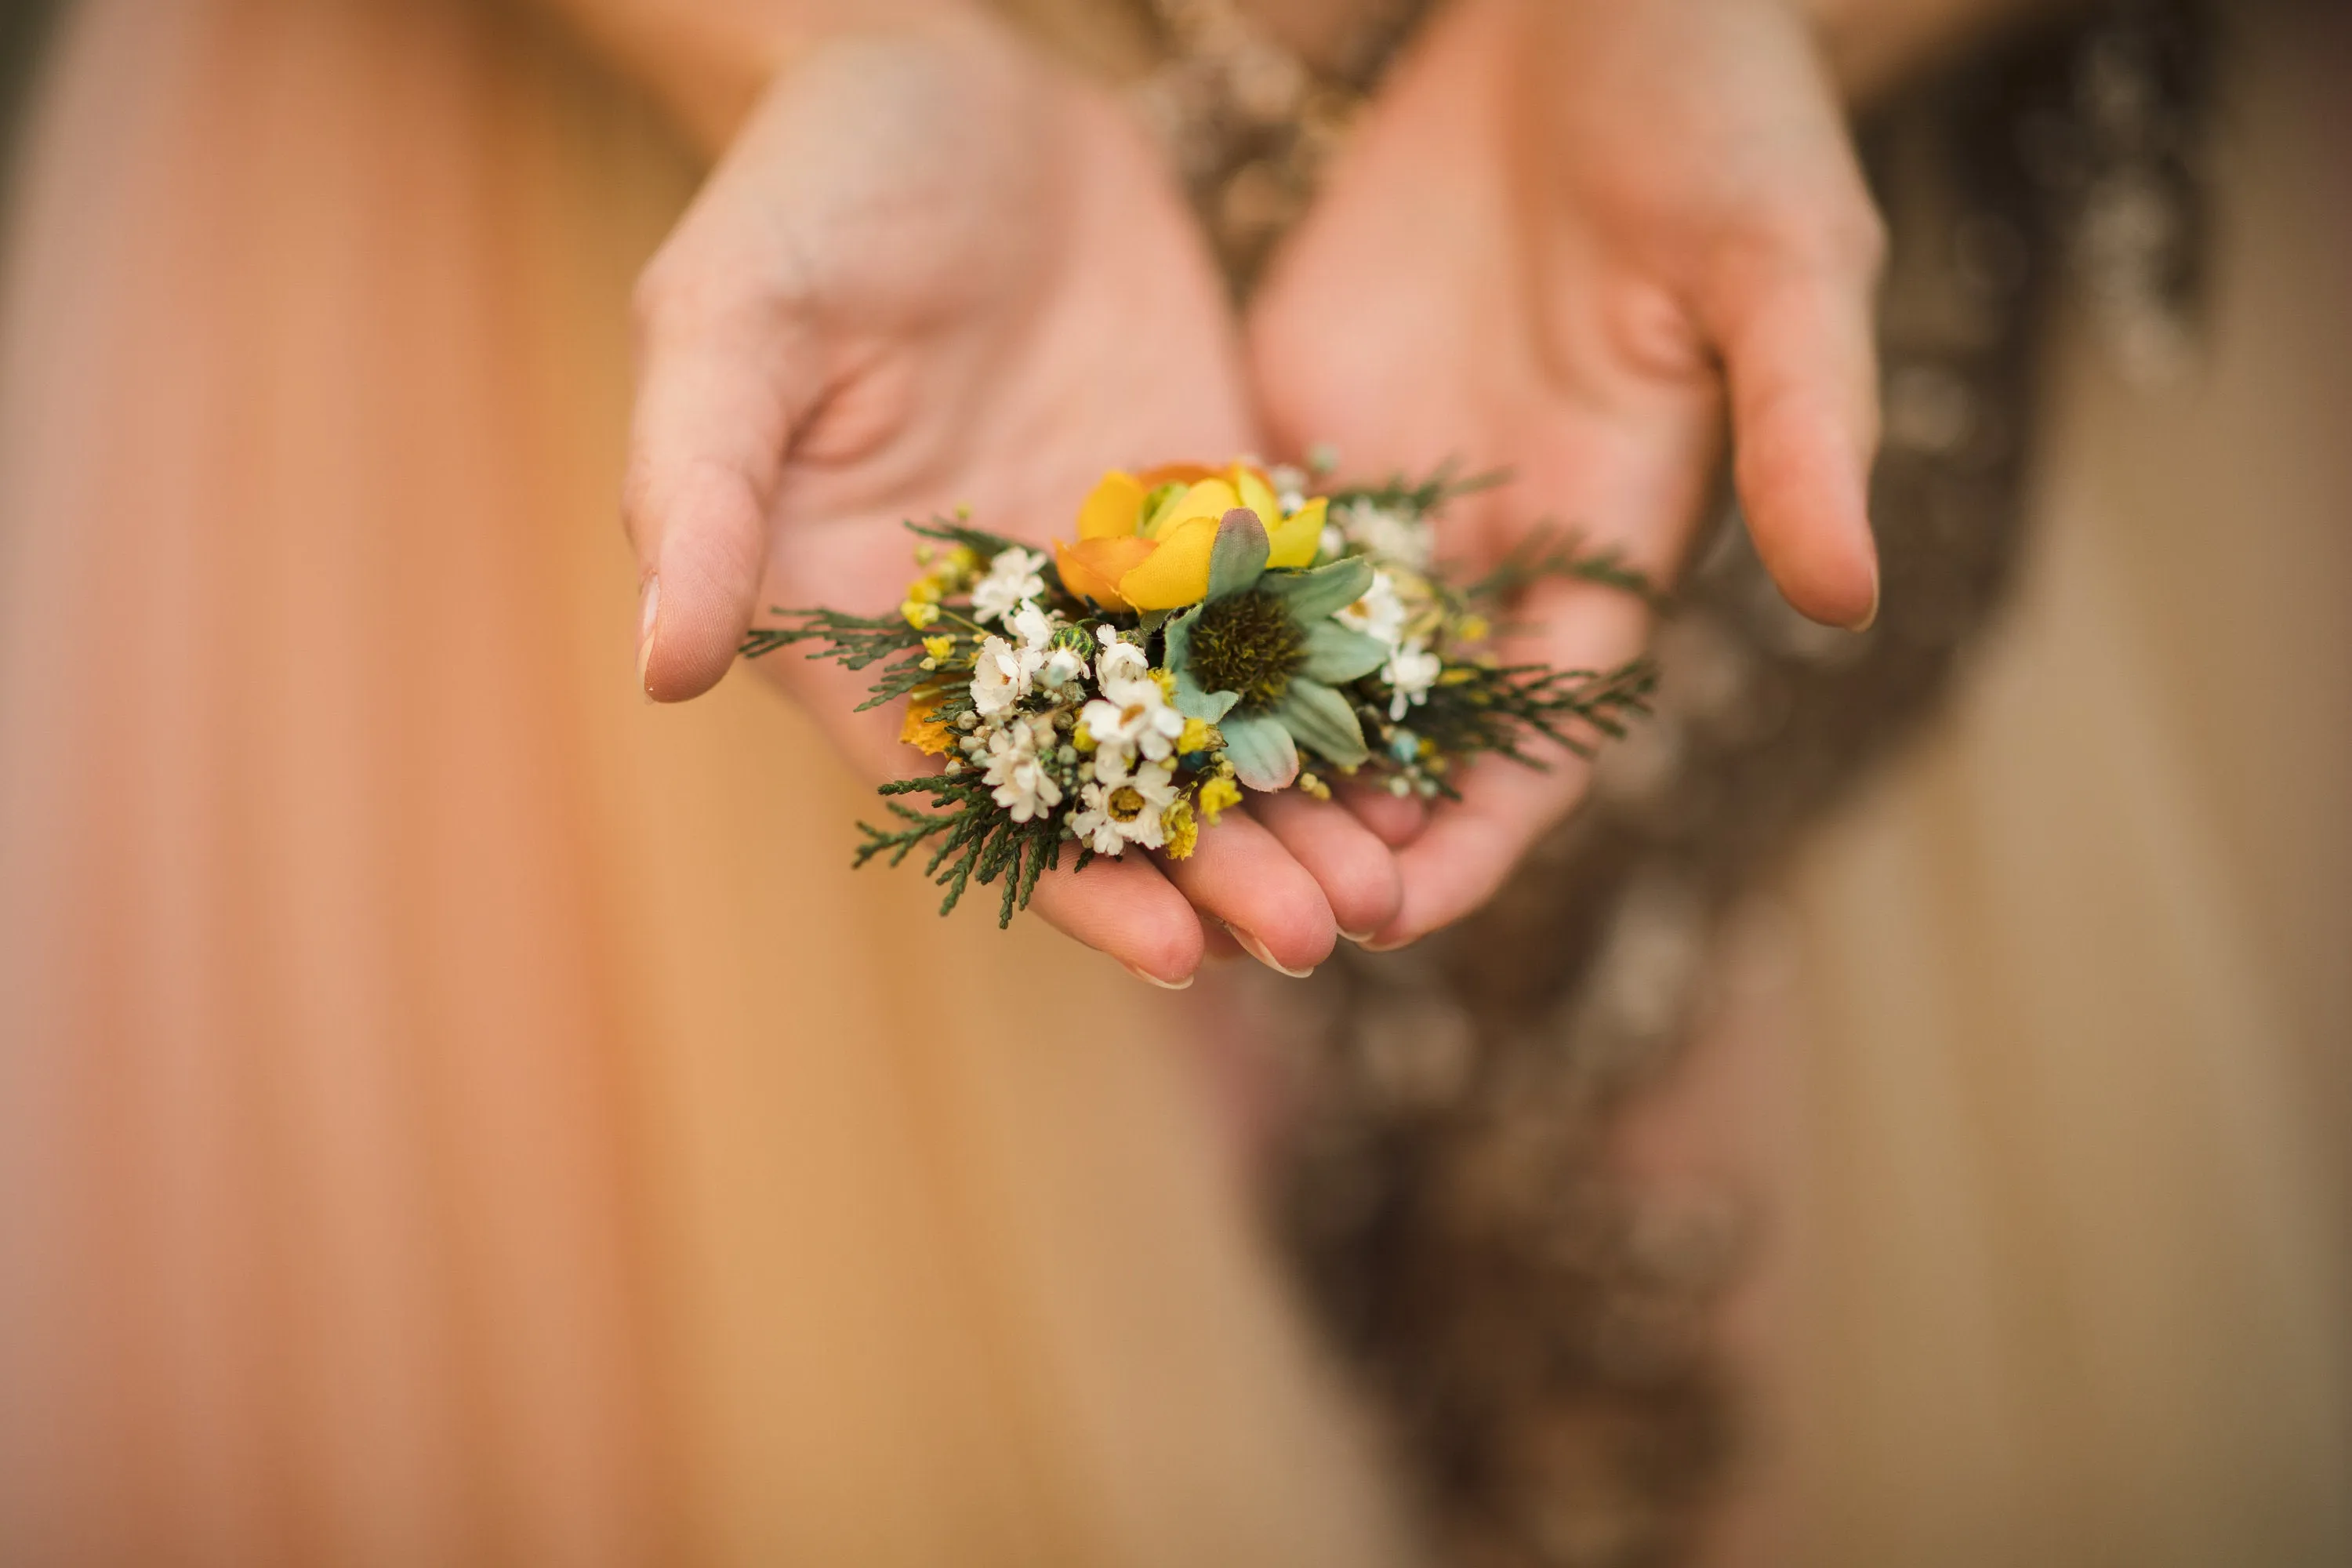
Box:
[1148,477,1240,539]
[1232,463,1280,524]
[1077,470,1146,540]
[1055,535,1153,608]
[1116,513,1221,608]
[1265,495,1327,568]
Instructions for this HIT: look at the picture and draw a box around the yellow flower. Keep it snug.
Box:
[899,688,955,756]
[1161,797,1200,861]
[900,599,940,630]
[1054,461,1329,611]
[1177,717,1218,754]
[1196,775,1243,825]
[921,634,956,661]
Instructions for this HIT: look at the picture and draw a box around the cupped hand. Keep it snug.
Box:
[1249,0,1886,947]
[623,15,1401,983]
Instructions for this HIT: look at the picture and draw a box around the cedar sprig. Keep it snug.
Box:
[1396,656,1657,782]
[858,772,1067,926]
[1462,525,1661,610]
[1326,461,1509,517]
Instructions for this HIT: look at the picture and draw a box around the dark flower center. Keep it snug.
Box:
[1189,591,1303,709]
[1107,786,1147,821]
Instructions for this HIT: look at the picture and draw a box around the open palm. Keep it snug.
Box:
[626,19,1398,982]
[1250,0,1886,946]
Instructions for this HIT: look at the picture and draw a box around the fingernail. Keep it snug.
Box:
[1356,935,1414,953]
[1339,927,1380,943]
[1846,564,1880,633]
[636,575,660,699]
[1122,960,1193,990]
[1225,923,1315,978]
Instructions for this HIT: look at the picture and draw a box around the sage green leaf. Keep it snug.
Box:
[1298,620,1390,684]
[1176,666,1240,722]
[1204,510,1271,602]
[1272,678,1369,768]
[1218,708,1299,791]
[1261,554,1373,622]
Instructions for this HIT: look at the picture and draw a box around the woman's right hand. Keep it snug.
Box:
[622,14,1403,985]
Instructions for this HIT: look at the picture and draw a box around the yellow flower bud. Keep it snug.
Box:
[921,635,956,660]
[1161,797,1199,861]
[1177,717,1218,754]
[1197,776,1242,824]
[900,600,940,630]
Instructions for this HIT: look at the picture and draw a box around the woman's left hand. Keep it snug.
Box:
[1249,0,1886,948]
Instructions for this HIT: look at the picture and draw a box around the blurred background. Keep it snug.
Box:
[0,2,2345,1566]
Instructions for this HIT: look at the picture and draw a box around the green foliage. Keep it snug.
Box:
[1395,657,1657,791]
[1461,526,1661,609]
[1326,461,1510,517]
[858,773,1069,927]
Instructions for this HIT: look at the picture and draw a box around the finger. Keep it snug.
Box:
[1371,578,1649,946]
[1250,792,1404,942]
[1337,778,1430,847]
[1160,808,1338,977]
[1025,851,1206,987]
[1371,753,1587,948]
[1701,223,1885,630]
[623,260,825,702]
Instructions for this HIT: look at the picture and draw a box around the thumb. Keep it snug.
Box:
[622,277,822,702]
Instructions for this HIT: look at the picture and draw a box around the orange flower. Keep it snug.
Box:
[899,688,956,756]
[1054,462,1328,611]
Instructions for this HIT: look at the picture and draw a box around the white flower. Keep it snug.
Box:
[970,633,1043,717]
[1081,675,1185,768]
[1094,624,1149,687]
[1000,600,1087,691]
[1382,639,1443,720]
[1070,757,1178,854]
[971,547,1047,623]
[1007,599,1058,649]
[981,713,1064,823]
[1269,463,1309,517]
[1338,568,1409,647]
[1337,499,1433,569]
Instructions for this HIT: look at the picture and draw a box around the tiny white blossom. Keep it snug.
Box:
[1269,463,1309,514]
[1070,757,1178,854]
[1383,639,1443,720]
[1008,599,1058,649]
[971,547,1047,623]
[1081,675,1185,768]
[1338,568,1409,647]
[982,713,1064,823]
[1094,624,1150,687]
[1338,499,1434,569]
[970,633,1042,717]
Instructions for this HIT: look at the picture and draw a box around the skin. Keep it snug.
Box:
[593,0,2021,971]
[620,14,1403,983]
[1249,0,1888,947]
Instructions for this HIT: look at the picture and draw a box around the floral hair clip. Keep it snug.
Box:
[742,459,1657,926]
